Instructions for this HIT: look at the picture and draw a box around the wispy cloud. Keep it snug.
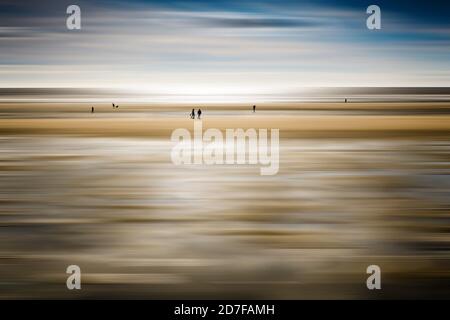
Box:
[0,0,449,89]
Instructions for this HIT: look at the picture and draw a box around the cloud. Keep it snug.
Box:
[196,16,318,28]
[0,0,449,88]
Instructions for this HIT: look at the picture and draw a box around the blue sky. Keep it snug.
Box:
[0,0,449,92]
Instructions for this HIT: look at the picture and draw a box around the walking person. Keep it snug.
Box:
[190,108,195,119]
[197,109,202,119]
[253,105,256,113]
[91,106,94,113]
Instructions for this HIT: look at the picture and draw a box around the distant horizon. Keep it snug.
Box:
[1,87,450,104]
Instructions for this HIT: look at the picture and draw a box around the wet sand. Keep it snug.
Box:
[0,102,449,299]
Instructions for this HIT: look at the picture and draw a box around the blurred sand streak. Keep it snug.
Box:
[0,102,449,299]
[1,115,450,138]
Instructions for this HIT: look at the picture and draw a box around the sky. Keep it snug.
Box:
[0,0,449,95]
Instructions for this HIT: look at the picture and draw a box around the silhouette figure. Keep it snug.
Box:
[345,98,347,103]
[112,103,115,108]
[253,105,256,113]
[197,109,202,119]
[190,108,195,119]
[91,107,94,113]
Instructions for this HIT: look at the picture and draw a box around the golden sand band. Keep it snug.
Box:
[1,115,449,138]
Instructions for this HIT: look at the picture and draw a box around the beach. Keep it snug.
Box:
[1,101,449,298]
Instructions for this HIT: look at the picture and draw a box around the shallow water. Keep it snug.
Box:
[1,128,449,298]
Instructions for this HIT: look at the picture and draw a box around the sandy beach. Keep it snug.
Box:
[1,102,450,138]
[0,101,449,299]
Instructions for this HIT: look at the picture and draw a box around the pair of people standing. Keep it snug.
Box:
[190,108,202,119]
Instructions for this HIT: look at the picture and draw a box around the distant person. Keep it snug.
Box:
[91,107,94,113]
[197,109,202,119]
[345,98,347,103]
[253,105,256,113]
[112,103,115,108]
[190,108,195,119]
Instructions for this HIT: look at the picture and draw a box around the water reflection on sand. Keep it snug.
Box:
[0,129,449,298]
